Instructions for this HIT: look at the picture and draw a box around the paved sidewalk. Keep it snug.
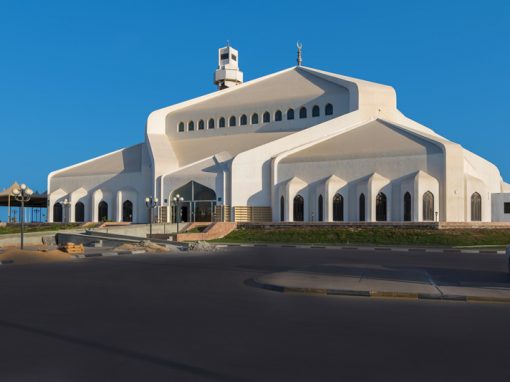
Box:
[252,264,510,303]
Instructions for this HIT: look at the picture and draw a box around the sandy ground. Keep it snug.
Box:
[0,246,73,265]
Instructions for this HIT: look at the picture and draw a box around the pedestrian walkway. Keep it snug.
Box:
[250,264,510,303]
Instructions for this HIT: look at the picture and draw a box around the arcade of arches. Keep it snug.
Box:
[282,190,446,222]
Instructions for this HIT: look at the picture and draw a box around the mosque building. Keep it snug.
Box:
[47,45,510,224]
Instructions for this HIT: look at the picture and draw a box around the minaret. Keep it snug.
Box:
[214,44,243,90]
[297,42,303,66]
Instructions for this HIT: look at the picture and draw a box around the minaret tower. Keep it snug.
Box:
[214,43,243,90]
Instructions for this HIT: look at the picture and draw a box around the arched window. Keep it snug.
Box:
[98,201,108,222]
[423,191,434,221]
[325,103,333,116]
[287,108,294,120]
[122,200,133,222]
[188,121,194,131]
[251,113,259,124]
[229,116,236,127]
[178,122,185,132]
[75,201,85,222]
[359,194,366,222]
[53,203,63,223]
[263,111,270,123]
[299,107,307,119]
[240,114,248,125]
[471,192,482,221]
[404,192,411,221]
[280,195,285,222]
[293,195,304,221]
[198,120,205,130]
[208,118,215,129]
[312,105,320,117]
[318,195,324,222]
[219,117,226,128]
[275,110,282,121]
[333,194,344,221]
[376,192,387,221]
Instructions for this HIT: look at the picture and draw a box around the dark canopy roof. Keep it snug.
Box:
[0,182,47,208]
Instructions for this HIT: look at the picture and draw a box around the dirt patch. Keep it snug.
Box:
[0,247,73,265]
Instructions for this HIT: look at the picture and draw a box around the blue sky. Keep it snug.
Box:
[0,0,509,219]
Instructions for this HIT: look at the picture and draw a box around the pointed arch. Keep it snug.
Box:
[198,120,205,130]
[188,121,194,131]
[404,192,411,221]
[333,193,344,222]
[280,195,285,222]
[229,116,236,127]
[325,103,333,115]
[122,200,133,222]
[263,111,270,123]
[287,108,294,120]
[53,203,63,223]
[219,117,226,128]
[299,106,307,119]
[240,114,248,125]
[293,195,304,222]
[423,191,434,221]
[275,110,282,121]
[208,118,215,129]
[178,122,185,132]
[98,201,108,222]
[471,192,482,221]
[317,194,324,221]
[376,192,387,221]
[75,202,85,222]
[312,105,320,117]
[359,194,366,222]
[251,113,259,124]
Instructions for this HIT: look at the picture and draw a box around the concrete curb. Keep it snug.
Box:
[75,250,146,259]
[0,250,147,266]
[217,243,505,254]
[245,278,510,304]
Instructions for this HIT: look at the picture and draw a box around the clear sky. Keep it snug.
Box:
[0,0,509,219]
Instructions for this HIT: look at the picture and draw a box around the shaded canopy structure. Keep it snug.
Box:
[0,182,47,222]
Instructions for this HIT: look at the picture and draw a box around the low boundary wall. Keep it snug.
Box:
[236,222,510,230]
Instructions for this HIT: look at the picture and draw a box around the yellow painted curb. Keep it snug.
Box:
[466,296,510,304]
[370,291,419,299]
[284,287,327,295]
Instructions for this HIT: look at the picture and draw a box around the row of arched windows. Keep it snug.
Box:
[177,103,334,132]
[280,191,445,222]
[404,191,481,221]
[53,200,133,223]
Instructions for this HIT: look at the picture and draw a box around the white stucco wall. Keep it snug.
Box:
[48,143,151,223]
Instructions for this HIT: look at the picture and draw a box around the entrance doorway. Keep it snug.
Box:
[171,181,217,223]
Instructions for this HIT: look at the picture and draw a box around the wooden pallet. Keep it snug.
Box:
[60,242,84,254]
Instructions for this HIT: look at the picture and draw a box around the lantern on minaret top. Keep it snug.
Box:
[214,43,243,90]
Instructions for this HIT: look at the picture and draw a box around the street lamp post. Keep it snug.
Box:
[145,196,158,239]
[62,198,71,224]
[172,194,184,233]
[12,183,33,250]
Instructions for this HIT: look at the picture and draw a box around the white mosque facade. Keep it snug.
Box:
[47,46,510,224]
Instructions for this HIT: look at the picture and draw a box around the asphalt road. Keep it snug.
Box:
[0,247,509,382]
